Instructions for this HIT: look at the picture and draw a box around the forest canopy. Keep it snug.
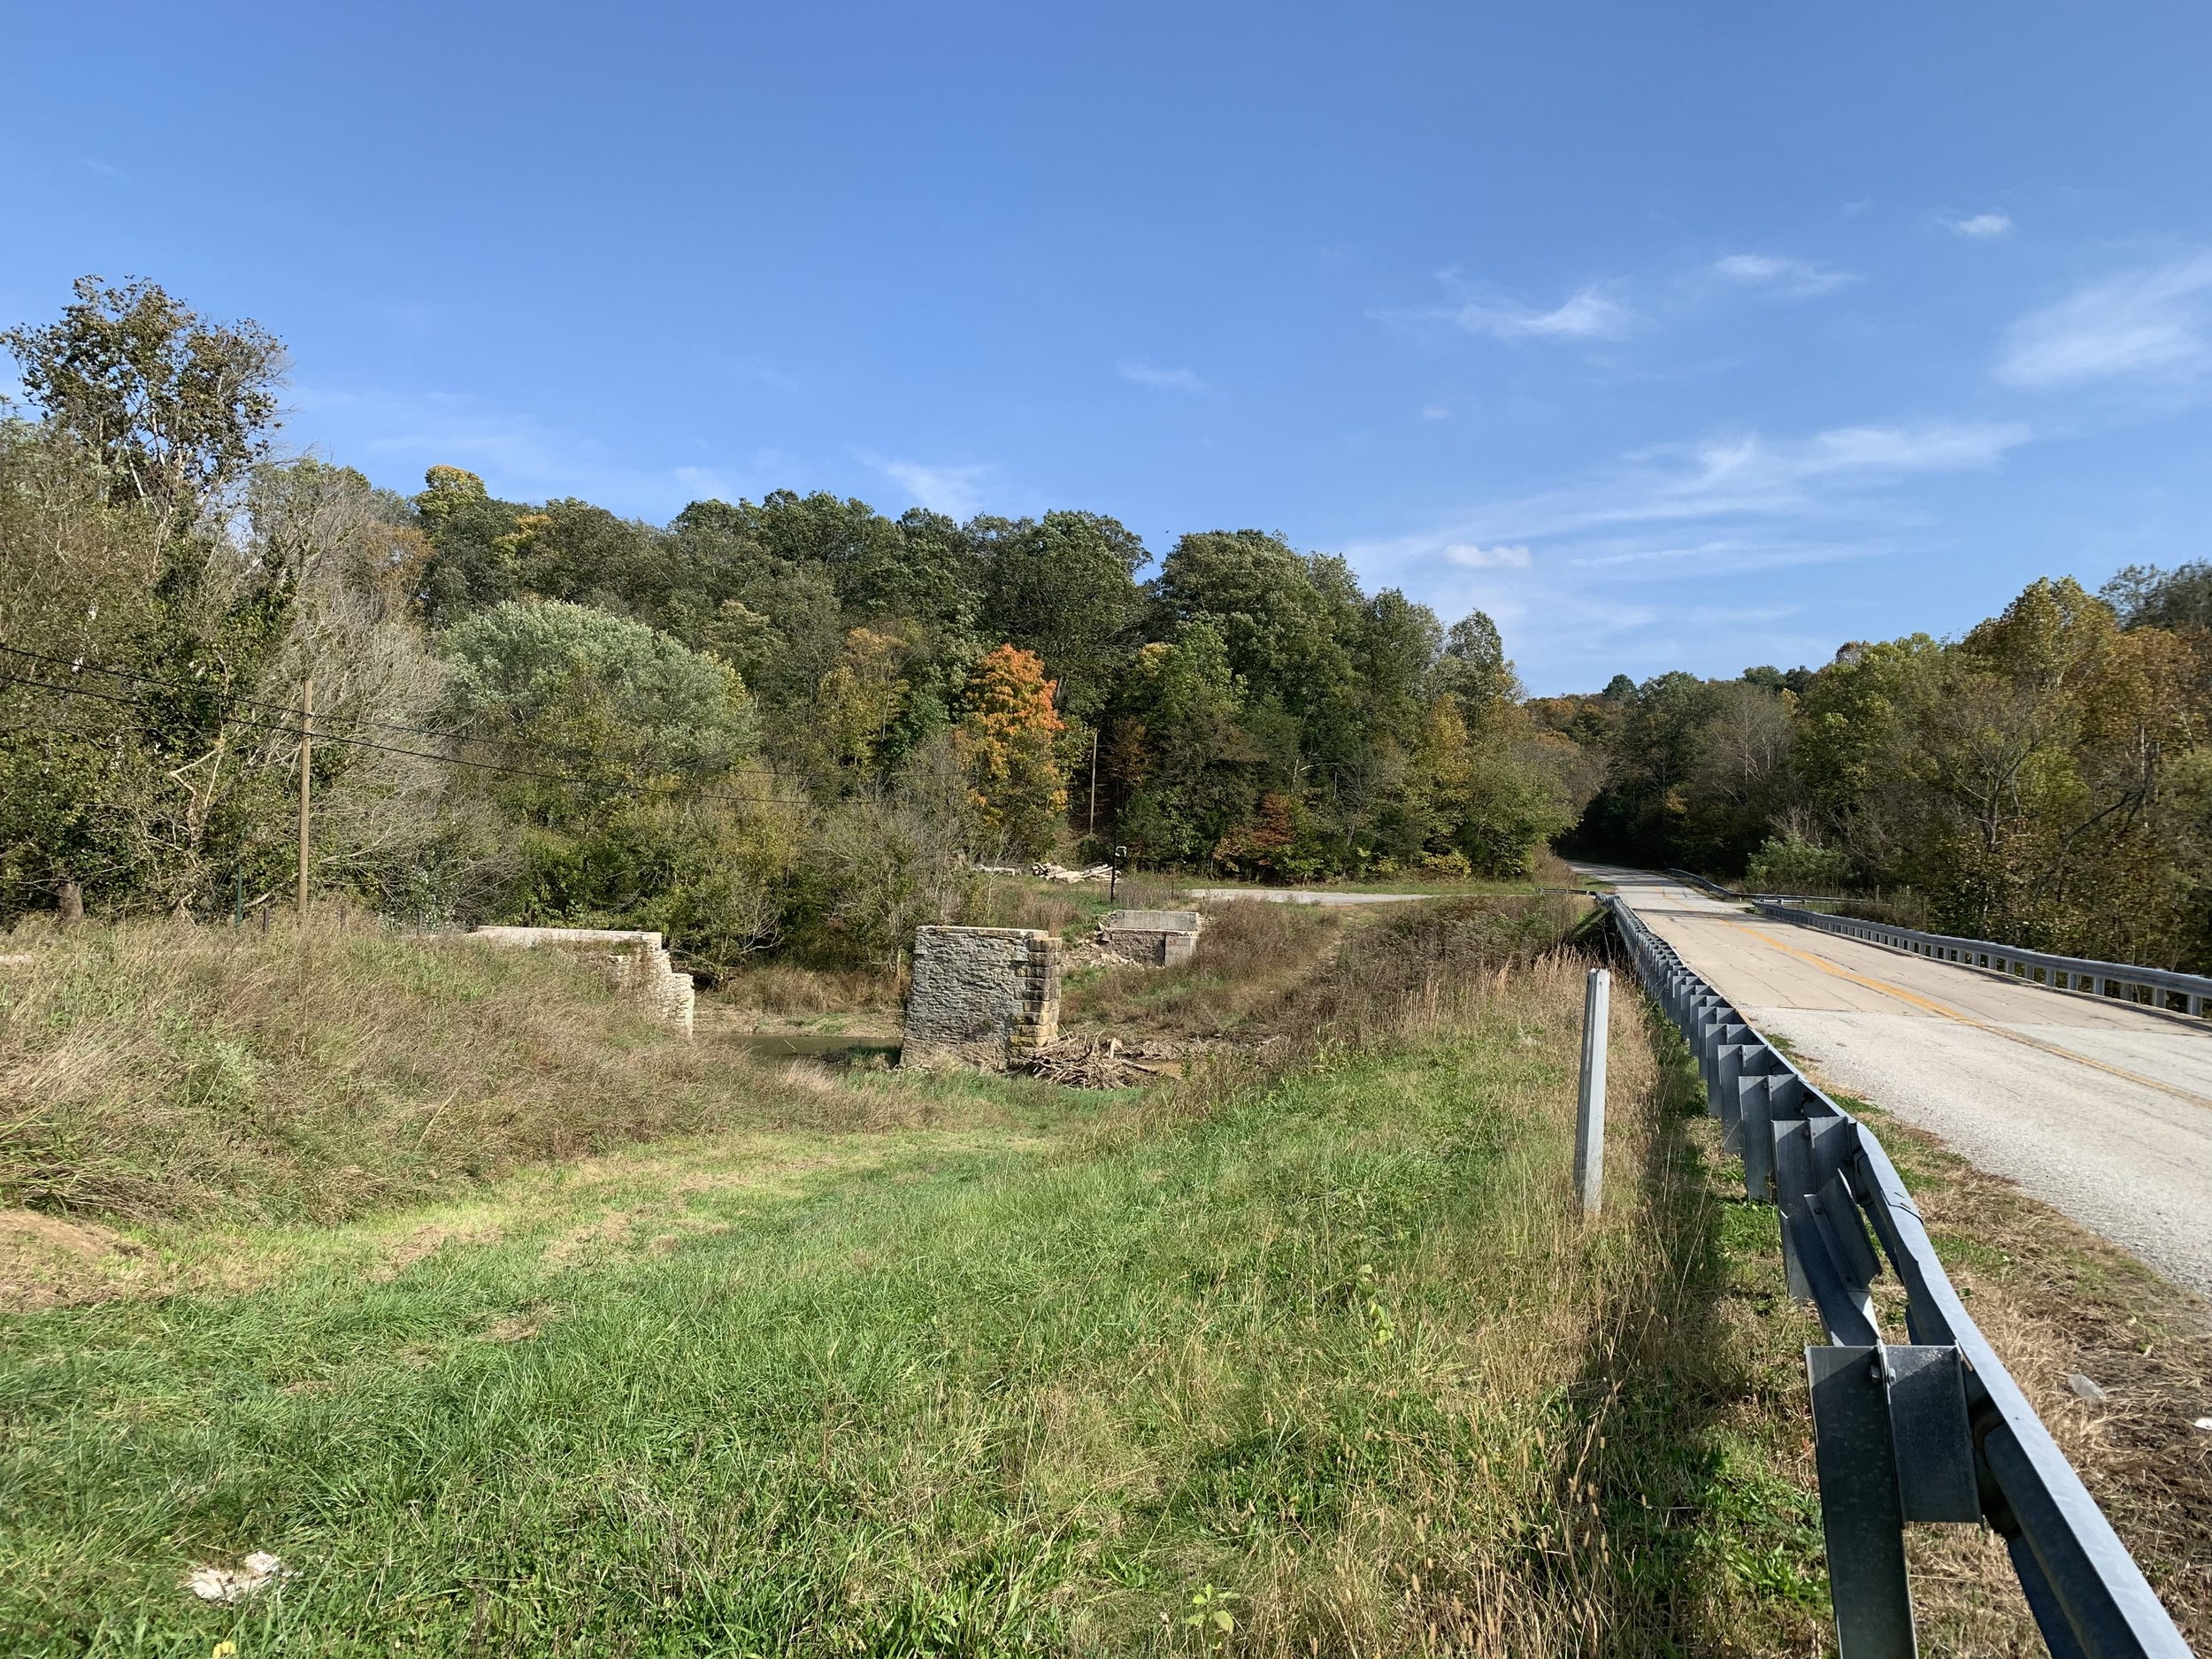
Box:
[7,277,2204,975]
[0,279,1587,972]
[1540,568,2212,972]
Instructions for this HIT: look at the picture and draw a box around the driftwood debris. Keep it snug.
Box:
[1022,1036,1160,1088]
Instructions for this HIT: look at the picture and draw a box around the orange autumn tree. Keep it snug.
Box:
[955,644,1068,859]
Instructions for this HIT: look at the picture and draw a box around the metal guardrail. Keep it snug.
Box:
[1748,902,2212,1020]
[1661,868,2212,1018]
[1603,895,2191,1659]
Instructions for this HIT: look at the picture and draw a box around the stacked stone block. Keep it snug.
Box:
[1096,909,1203,968]
[470,926,696,1034]
[900,926,1062,1071]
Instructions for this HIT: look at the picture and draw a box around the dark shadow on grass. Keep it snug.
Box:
[1564,996,1826,1656]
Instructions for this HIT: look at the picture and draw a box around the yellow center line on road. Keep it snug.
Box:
[1728,922,2212,1111]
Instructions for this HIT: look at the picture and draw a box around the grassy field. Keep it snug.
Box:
[0,902,1848,1657]
[0,918,859,1229]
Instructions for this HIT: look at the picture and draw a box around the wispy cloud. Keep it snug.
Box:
[1421,404,1450,420]
[1379,273,1635,342]
[1996,255,2212,388]
[1442,542,1531,569]
[1709,421,2030,484]
[298,385,594,489]
[1118,360,1206,392]
[1349,417,2026,568]
[1946,211,2013,239]
[1340,415,2027,686]
[1710,253,1855,296]
[81,158,125,180]
[1467,419,2030,544]
[860,454,993,517]
[291,383,782,517]
[672,465,741,502]
[1563,536,1875,574]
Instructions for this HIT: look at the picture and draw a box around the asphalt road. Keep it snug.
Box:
[1581,865,2212,1296]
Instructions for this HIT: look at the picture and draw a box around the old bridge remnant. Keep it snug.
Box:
[900,926,1061,1071]
[1095,909,1203,967]
[471,926,696,1034]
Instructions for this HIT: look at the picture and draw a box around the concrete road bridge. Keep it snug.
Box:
[1581,864,2212,1296]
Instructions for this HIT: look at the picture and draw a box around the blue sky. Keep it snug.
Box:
[4,2,2209,693]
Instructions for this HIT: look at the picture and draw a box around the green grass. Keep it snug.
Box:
[0,951,1831,1656]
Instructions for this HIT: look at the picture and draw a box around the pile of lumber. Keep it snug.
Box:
[1031,862,1114,883]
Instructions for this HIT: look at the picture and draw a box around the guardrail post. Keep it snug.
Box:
[1808,1347,1916,1657]
[1575,968,1609,1219]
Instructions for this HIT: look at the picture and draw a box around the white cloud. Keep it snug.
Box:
[1421,404,1451,420]
[1118,360,1206,392]
[1947,212,2013,239]
[860,454,992,517]
[1996,255,2212,388]
[1711,254,1855,296]
[1456,284,1633,341]
[1341,417,2026,602]
[1379,274,1634,342]
[1442,542,1531,569]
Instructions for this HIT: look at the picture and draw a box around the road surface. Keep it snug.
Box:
[1582,865,2212,1296]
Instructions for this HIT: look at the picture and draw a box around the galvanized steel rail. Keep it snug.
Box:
[1747,902,2212,1020]
[1604,894,2191,1658]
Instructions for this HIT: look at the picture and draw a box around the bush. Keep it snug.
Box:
[1744,833,1854,893]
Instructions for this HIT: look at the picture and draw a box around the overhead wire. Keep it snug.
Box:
[0,667,814,810]
[0,640,787,778]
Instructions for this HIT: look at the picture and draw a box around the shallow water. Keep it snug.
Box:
[720,1030,900,1062]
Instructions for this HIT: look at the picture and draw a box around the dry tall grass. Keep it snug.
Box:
[0,918,858,1223]
[1062,897,1348,1037]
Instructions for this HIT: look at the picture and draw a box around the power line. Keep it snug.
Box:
[0,668,814,810]
[0,640,787,779]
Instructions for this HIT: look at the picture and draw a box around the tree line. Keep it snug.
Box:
[0,278,1591,974]
[1542,567,2212,972]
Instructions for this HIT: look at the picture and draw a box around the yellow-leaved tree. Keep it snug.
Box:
[955,644,1067,859]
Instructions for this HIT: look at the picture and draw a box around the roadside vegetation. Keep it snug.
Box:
[0,915,872,1232]
[1541,572,2212,971]
[0,897,1860,1657]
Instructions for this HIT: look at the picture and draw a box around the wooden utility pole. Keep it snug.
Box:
[1087,728,1099,834]
[296,677,313,920]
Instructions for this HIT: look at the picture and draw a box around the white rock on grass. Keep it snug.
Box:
[184,1552,290,1602]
